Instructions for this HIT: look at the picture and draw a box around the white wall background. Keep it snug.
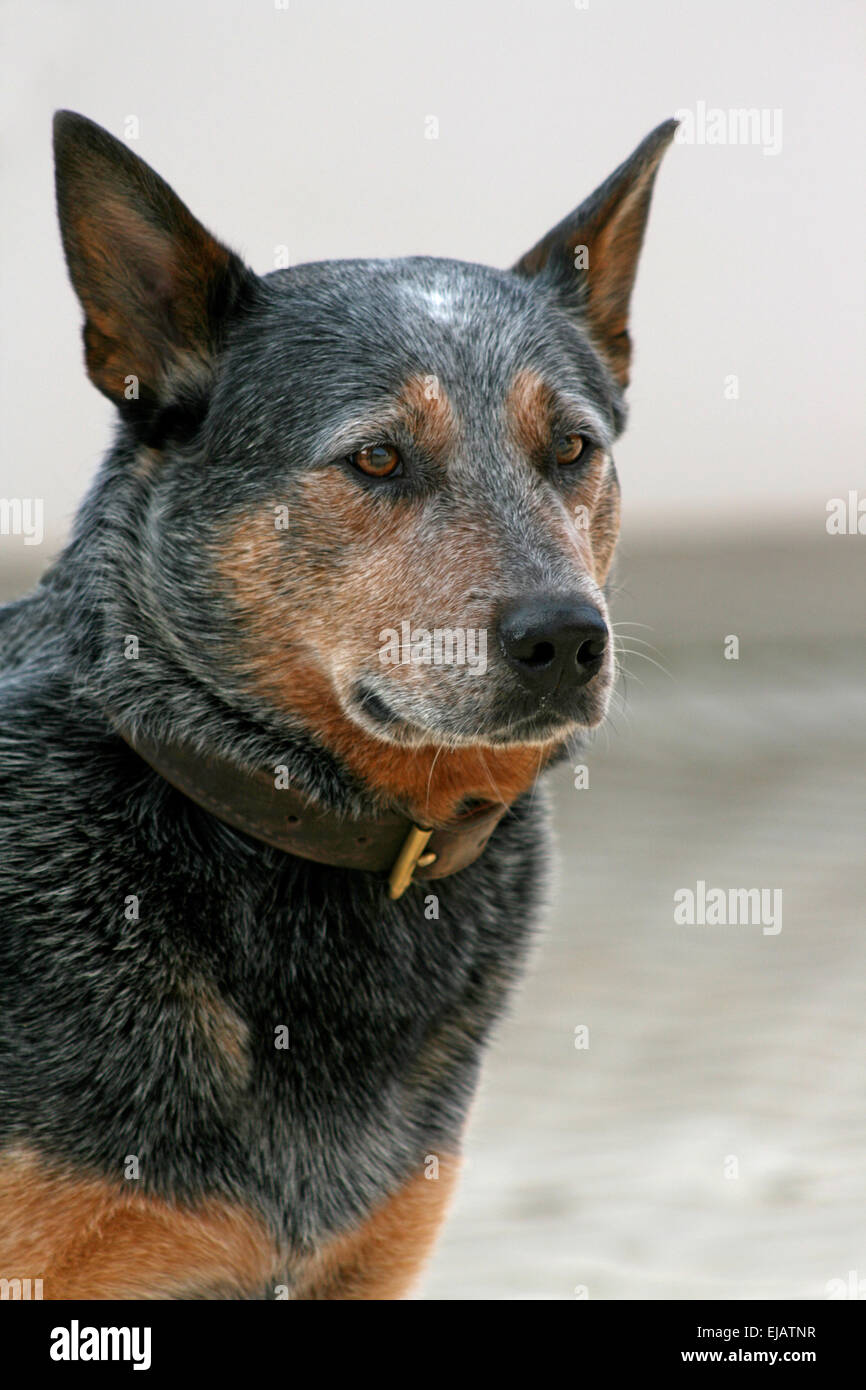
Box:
[1,0,863,548]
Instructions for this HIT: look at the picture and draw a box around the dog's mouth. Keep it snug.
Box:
[346,678,610,748]
[333,593,614,750]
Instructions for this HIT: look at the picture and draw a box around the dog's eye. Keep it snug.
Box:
[349,444,403,478]
[554,434,586,466]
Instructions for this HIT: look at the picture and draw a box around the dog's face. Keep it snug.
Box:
[211,258,621,749]
[54,113,674,815]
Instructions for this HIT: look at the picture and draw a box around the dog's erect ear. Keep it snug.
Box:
[53,111,255,435]
[512,120,677,388]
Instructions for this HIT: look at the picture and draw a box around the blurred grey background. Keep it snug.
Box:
[1,0,864,1300]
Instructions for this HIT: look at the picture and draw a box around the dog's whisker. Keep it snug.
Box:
[528,743,547,808]
[611,633,666,657]
[613,645,675,681]
[474,737,509,809]
[424,741,445,818]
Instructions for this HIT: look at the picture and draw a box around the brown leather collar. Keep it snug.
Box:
[115,723,510,898]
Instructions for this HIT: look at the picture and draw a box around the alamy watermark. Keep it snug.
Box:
[826,490,865,535]
[0,497,43,546]
[674,102,782,156]
[379,622,487,675]
[673,879,782,935]
[826,1270,866,1299]
[50,1322,151,1371]
[0,1276,43,1299]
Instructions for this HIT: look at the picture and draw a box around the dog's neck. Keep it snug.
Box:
[112,717,516,897]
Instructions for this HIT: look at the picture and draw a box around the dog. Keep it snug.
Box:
[0,111,675,1299]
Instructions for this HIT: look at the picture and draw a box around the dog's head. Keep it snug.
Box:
[54,112,674,818]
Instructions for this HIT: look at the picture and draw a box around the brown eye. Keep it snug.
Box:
[554,434,585,466]
[349,443,402,478]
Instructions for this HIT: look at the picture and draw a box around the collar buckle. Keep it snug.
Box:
[387,825,437,899]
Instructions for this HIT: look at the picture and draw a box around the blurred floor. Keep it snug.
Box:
[1,528,863,1300]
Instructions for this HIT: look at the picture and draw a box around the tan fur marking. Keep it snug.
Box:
[581,180,645,359]
[293,1157,460,1300]
[0,1148,280,1299]
[563,449,620,586]
[69,190,230,404]
[505,369,621,587]
[589,461,621,585]
[174,975,251,1090]
[397,373,458,459]
[133,446,163,480]
[505,368,555,458]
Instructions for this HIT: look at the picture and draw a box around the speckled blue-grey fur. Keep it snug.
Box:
[0,112,675,1294]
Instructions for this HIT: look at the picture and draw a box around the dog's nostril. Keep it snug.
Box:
[286,814,300,824]
[577,636,606,666]
[525,640,556,669]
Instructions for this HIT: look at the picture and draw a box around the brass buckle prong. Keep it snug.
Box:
[387,825,436,899]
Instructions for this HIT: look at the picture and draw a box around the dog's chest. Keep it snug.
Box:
[151,846,544,1241]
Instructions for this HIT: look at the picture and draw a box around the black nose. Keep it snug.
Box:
[497,596,608,693]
